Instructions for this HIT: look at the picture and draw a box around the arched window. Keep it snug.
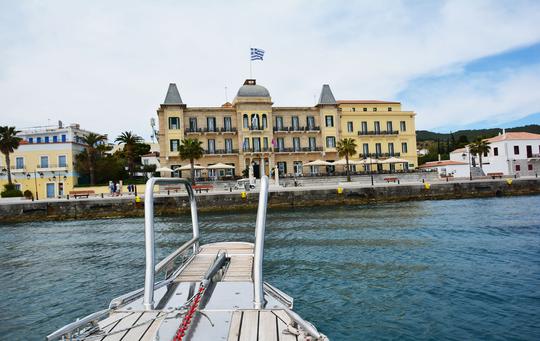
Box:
[251,114,259,130]
[262,114,268,129]
[243,114,249,128]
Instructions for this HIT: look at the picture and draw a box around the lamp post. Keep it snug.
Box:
[26,170,40,200]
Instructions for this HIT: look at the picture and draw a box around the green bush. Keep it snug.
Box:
[23,190,33,199]
[1,184,23,198]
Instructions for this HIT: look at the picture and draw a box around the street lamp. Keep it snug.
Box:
[25,170,40,200]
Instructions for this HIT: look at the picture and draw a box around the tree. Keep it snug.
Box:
[80,133,107,185]
[0,126,22,185]
[336,138,357,182]
[468,138,491,170]
[178,138,204,184]
[115,131,143,177]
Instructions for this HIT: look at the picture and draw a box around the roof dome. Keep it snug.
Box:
[236,79,270,98]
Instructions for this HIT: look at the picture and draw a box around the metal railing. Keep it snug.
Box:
[253,175,269,309]
[357,130,399,136]
[143,177,200,310]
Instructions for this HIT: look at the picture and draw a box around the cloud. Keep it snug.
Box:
[1,0,540,139]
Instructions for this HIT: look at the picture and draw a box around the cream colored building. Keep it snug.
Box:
[156,80,417,178]
[0,123,97,199]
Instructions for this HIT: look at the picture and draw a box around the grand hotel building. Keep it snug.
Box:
[157,80,417,178]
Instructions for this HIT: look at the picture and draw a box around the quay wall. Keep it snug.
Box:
[1,178,539,223]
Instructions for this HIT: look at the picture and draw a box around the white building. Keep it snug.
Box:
[418,160,469,177]
[450,132,540,176]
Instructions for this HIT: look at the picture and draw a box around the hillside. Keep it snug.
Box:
[416,124,540,142]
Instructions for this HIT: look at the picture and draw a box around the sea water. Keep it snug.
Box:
[1,196,539,340]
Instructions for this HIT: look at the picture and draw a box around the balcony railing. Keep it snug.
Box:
[185,127,237,134]
[242,147,273,153]
[358,152,401,158]
[357,130,399,136]
[205,149,239,155]
[37,163,68,169]
[273,126,320,132]
[275,147,323,153]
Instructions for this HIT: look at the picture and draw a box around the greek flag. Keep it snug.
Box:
[250,48,265,61]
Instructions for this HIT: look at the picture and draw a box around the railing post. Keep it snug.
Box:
[143,177,199,311]
[254,176,269,309]
[143,178,157,310]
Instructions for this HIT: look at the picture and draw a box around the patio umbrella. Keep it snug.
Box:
[206,163,235,169]
[332,159,363,166]
[175,164,206,171]
[380,157,409,164]
[357,157,380,164]
[303,159,333,166]
[155,166,174,172]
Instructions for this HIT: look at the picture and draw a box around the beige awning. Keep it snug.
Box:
[380,157,409,164]
[207,163,235,169]
[175,164,206,171]
[303,159,333,166]
[155,167,174,172]
[357,157,380,164]
[331,159,363,165]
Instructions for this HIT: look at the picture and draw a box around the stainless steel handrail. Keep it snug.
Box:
[155,237,199,274]
[46,308,111,341]
[253,175,269,309]
[144,177,200,310]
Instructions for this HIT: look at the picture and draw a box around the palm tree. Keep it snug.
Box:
[336,138,357,182]
[81,133,107,185]
[469,138,491,170]
[115,131,142,177]
[0,126,22,185]
[178,138,204,184]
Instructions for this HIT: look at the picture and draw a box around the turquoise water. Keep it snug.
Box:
[1,196,540,340]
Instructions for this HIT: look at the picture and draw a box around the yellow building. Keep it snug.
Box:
[0,123,96,199]
[156,80,417,178]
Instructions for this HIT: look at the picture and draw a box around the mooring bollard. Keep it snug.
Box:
[337,186,343,194]
[241,191,247,199]
[424,182,431,190]
[101,193,104,198]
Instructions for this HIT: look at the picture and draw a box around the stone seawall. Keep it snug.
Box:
[1,178,539,223]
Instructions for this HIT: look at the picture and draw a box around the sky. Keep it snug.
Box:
[1,0,540,140]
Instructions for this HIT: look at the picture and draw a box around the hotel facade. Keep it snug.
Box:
[156,80,417,178]
[0,123,96,199]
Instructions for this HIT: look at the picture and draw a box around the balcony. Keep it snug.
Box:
[358,152,401,158]
[273,126,321,133]
[275,147,323,153]
[357,130,399,136]
[9,165,26,173]
[204,149,239,155]
[37,163,69,171]
[242,147,273,153]
[185,127,237,134]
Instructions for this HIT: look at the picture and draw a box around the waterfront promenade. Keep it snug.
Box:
[1,176,539,223]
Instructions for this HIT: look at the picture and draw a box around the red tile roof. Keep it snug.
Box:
[485,132,540,142]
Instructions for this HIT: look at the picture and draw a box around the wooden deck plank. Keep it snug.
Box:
[274,311,296,341]
[259,311,279,341]
[121,312,159,340]
[101,312,143,341]
[239,310,259,341]
[227,311,243,341]
[98,312,132,334]
[139,313,165,341]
